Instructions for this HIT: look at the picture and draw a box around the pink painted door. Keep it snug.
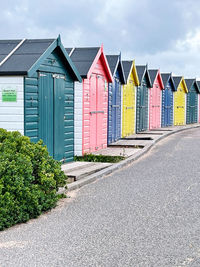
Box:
[89,74,97,152]
[149,83,161,129]
[88,74,108,152]
[96,75,104,150]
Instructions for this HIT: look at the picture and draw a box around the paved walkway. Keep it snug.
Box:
[1,128,200,266]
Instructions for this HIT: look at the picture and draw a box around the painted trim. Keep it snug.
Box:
[87,45,113,83]
[27,36,82,82]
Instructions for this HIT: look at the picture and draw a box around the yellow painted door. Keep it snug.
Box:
[122,73,136,137]
[174,86,185,125]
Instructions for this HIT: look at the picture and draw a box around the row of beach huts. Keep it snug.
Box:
[0,36,199,162]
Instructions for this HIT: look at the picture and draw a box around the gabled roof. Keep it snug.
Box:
[66,45,113,82]
[66,47,99,77]
[122,61,132,81]
[0,36,81,81]
[106,55,126,84]
[148,69,158,84]
[148,69,164,89]
[136,65,152,87]
[161,73,176,91]
[173,76,188,93]
[197,80,200,91]
[122,60,139,86]
[185,78,200,93]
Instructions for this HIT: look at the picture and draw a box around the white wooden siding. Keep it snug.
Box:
[74,81,83,156]
[0,76,24,134]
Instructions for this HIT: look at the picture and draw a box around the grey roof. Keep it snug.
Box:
[136,65,146,83]
[148,69,158,84]
[122,61,133,81]
[66,47,100,77]
[185,78,200,93]
[0,39,55,74]
[173,76,182,90]
[136,65,152,87]
[185,78,195,91]
[106,55,126,84]
[106,55,118,75]
[161,73,171,87]
[161,73,176,91]
[197,80,200,89]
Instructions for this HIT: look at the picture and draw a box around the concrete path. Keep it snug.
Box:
[1,128,200,266]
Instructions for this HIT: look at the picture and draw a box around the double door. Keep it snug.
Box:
[187,91,197,124]
[174,88,185,125]
[89,74,107,152]
[109,77,121,143]
[149,84,161,129]
[38,72,65,161]
[122,80,135,137]
[162,86,173,126]
[137,82,148,132]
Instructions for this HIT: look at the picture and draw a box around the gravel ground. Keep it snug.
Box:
[1,128,200,267]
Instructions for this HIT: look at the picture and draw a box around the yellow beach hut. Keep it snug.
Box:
[173,76,188,125]
[121,61,139,137]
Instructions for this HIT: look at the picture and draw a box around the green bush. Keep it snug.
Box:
[0,129,67,231]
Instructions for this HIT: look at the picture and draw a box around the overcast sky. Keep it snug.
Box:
[1,0,200,78]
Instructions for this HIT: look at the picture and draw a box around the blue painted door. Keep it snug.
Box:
[162,83,173,127]
[39,72,65,161]
[108,74,121,144]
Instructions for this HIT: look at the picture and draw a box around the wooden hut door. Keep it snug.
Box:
[53,74,65,161]
[39,72,65,161]
[39,73,54,157]
[174,87,185,125]
[96,75,104,150]
[149,83,161,129]
[89,74,97,152]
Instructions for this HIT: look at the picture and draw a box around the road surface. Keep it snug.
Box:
[1,128,200,266]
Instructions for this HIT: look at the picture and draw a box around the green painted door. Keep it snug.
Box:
[137,81,148,132]
[53,74,65,160]
[39,72,54,156]
[39,72,65,161]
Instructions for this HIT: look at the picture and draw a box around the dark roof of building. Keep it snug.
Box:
[0,39,55,75]
[148,69,158,84]
[173,76,182,90]
[185,78,195,91]
[122,61,133,81]
[161,73,171,86]
[185,78,200,93]
[106,55,126,84]
[136,65,152,87]
[66,47,100,77]
[106,55,118,75]
[197,80,200,89]
[161,73,176,91]
[136,65,146,83]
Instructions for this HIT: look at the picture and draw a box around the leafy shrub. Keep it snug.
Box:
[0,129,66,231]
[74,154,125,163]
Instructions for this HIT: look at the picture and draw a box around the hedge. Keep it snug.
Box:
[0,129,66,231]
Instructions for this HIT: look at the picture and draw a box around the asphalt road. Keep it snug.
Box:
[1,128,200,267]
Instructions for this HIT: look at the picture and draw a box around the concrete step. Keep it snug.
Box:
[62,162,112,181]
[109,139,152,148]
[92,147,141,157]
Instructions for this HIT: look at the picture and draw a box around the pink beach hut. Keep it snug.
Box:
[66,46,113,155]
[148,69,164,130]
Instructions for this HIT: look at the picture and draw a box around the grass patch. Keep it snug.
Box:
[74,154,125,163]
